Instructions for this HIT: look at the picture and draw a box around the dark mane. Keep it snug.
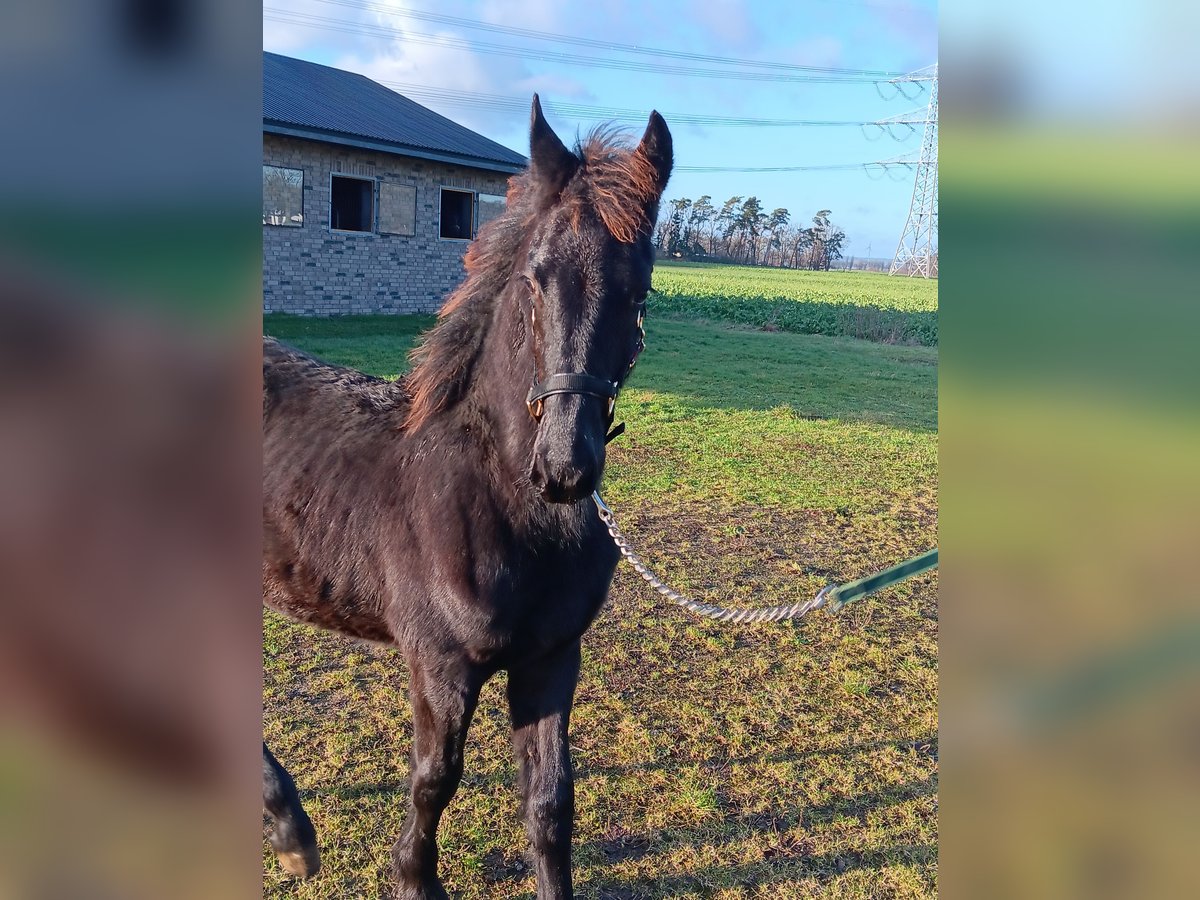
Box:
[403,127,659,432]
[402,175,534,432]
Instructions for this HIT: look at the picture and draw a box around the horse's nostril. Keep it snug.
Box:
[541,464,597,503]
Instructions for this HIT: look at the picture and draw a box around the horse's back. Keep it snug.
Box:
[263,335,406,422]
[262,335,404,644]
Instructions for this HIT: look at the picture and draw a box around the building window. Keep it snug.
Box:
[477,192,506,231]
[379,182,417,236]
[263,165,303,227]
[440,188,474,240]
[330,174,375,233]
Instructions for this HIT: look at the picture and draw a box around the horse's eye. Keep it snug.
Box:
[524,271,547,294]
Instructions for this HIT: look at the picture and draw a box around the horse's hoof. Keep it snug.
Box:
[276,843,320,878]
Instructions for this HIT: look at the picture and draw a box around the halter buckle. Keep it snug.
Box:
[629,307,647,373]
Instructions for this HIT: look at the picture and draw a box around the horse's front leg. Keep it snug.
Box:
[391,656,482,900]
[507,641,581,900]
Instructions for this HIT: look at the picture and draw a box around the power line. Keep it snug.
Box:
[305,0,905,77]
[677,163,908,173]
[378,81,897,128]
[263,10,896,84]
[261,10,933,187]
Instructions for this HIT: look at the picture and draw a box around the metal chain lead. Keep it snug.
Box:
[593,492,835,624]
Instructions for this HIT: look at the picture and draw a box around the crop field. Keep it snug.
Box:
[263,276,938,898]
[651,263,937,347]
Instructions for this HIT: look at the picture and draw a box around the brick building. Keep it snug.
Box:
[263,53,527,315]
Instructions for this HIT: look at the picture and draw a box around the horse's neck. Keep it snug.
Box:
[457,286,538,494]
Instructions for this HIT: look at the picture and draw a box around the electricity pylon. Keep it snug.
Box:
[888,64,938,278]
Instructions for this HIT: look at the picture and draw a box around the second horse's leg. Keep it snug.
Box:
[391,657,482,900]
[263,742,320,878]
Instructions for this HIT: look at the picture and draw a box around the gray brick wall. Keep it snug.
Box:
[263,134,515,315]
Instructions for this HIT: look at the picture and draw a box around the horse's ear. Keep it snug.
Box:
[636,111,673,196]
[529,95,577,193]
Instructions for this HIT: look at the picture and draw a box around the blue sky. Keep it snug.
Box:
[264,0,937,259]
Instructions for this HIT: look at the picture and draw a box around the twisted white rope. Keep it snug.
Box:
[593,492,834,624]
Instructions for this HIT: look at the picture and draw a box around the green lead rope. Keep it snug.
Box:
[823,548,939,611]
[596,491,936,624]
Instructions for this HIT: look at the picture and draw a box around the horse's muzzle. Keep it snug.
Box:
[530,447,600,503]
[530,406,604,503]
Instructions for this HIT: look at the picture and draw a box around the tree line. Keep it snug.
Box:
[653,195,848,270]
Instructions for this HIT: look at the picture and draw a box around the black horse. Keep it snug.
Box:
[263,97,672,899]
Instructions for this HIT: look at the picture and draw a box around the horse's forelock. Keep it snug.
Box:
[567,129,660,244]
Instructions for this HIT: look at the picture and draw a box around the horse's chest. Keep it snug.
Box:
[523,578,607,644]
[460,541,617,659]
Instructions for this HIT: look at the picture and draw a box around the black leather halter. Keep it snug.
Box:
[526,373,619,420]
[524,302,645,446]
[527,373,626,445]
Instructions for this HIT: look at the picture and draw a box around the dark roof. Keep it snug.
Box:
[263,52,527,174]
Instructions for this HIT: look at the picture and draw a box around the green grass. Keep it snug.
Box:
[263,309,937,899]
[651,263,938,346]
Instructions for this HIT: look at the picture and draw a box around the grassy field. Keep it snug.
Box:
[263,298,938,898]
[650,264,937,347]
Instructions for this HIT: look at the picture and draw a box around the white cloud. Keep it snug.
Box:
[264,0,598,145]
[263,0,363,56]
[478,0,571,32]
